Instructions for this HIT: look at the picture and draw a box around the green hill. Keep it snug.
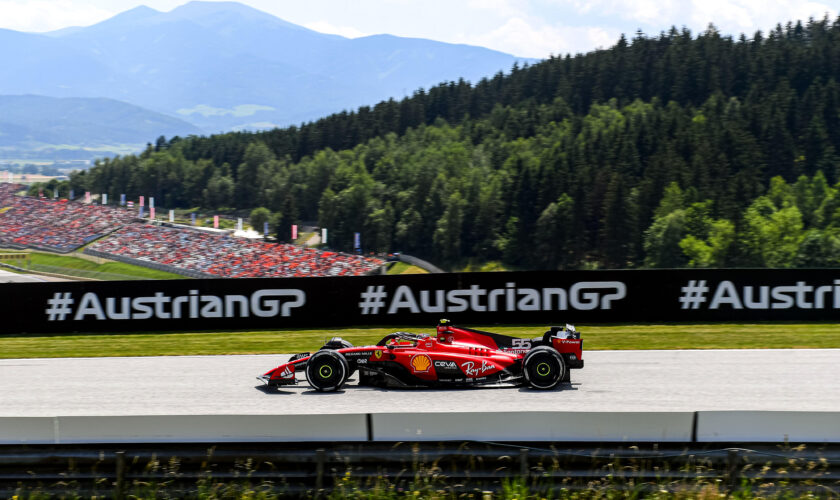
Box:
[0,95,201,160]
[65,19,840,269]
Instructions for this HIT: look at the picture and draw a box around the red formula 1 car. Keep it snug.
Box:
[257,320,583,391]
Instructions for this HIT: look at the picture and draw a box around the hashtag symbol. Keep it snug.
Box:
[359,286,387,315]
[45,292,74,321]
[679,280,708,309]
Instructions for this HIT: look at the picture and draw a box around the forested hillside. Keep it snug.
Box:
[65,18,840,269]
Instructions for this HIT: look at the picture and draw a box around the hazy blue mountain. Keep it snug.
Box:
[0,95,201,159]
[5,1,531,133]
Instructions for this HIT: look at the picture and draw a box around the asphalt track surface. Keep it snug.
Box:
[0,269,71,283]
[1,349,838,417]
[0,268,47,283]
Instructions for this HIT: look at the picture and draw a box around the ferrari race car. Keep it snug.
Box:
[257,320,583,391]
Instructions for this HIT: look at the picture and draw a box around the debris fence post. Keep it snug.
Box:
[114,450,126,500]
[315,448,326,495]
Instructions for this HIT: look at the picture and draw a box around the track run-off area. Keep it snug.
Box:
[2,349,838,417]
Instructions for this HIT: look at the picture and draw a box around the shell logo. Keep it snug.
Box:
[410,354,432,373]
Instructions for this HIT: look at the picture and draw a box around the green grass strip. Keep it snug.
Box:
[22,251,184,280]
[2,323,839,359]
[386,262,429,274]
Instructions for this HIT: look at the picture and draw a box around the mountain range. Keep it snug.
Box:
[0,95,202,160]
[0,1,530,159]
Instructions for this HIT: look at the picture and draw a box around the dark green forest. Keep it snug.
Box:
[60,18,840,269]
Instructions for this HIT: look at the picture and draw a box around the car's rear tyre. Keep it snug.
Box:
[306,350,349,392]
[523,346,566,390]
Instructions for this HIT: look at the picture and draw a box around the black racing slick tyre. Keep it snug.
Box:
[320,337,356,378]
[522,346,566,390]
[321,337,353,350]
[306,350,349,392]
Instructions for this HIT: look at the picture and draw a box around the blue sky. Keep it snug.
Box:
[1,0,838,58]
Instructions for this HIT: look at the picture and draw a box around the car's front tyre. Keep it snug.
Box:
[305,350,349,392]
[319,336,356,378]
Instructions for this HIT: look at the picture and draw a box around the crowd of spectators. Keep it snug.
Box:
[1,183,385,276]
[88,223,385,277]
[0,182,24,203]
[0,184,135,252]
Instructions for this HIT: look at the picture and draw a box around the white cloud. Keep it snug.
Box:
[565,0,682,25]
[560,0,837,36]
[302,20,369,39]
[177,104,275,118]
[691,0,754,30]
[463,17,619,59]
[0,0,113,32]
[689,0,837,34]
[466,0,528,19]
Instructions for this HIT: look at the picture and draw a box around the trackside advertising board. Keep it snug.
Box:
[1,269,839,334]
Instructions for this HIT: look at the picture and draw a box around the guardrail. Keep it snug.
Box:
[0,415,367,445]
[2,411,838,445]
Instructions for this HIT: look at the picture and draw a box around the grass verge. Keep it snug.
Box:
[1,322,839,358]
[13,251,183,280]
[387,261,429,274]
[457,260,511,272]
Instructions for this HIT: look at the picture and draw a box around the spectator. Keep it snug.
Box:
[0,183,385,277]
[88,223,385,278]
[0,184,135,252]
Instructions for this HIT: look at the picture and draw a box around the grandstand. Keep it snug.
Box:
[0,184,385,277]
[0,184,134,253]
[87,223,385,278]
